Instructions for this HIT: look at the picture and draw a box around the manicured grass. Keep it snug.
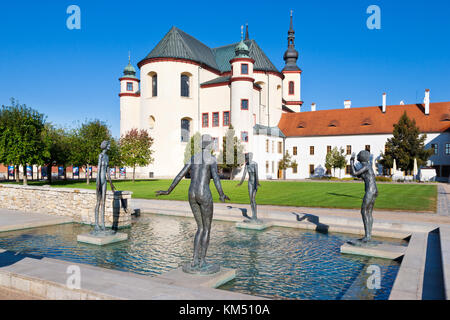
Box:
[7,179,437,212]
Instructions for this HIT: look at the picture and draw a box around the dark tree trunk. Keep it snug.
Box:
[23,164,28,186]
[133,166,136,182]
[47,165,52,184]
[86,164,90,184]
[15,165,19,182]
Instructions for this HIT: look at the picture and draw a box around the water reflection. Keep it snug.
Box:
[0,214,402,300]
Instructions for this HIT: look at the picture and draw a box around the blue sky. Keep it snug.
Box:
[0,0,449,138]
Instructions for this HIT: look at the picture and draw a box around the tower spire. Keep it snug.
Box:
[244,23,249,41]
[282,10,300,72]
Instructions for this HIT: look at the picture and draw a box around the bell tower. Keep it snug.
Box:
[282,11,303,111]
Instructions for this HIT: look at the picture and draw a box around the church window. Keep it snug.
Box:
[346,165,351,175]
[181,74,190,97]
[266,140,269,152]
[293,146,297,155]
[431,144,438,155]
[445,143,450,155]
[292,163,298,174]
[202,113,209,128]
[310,146,314,155]
[327,145,332,153]
[151,74,157,97]
[266,161,269,173]
[241,99,249,110]
[212,112,219,127]
[346,145,352,155]
[288,81,294,95]
[278,142,282,154]
[223,111,230,126]
[149,116,155,130]
[126,82,133,91]
[309,164,315,175]
[241,63,248,75]
[181,118,190,142]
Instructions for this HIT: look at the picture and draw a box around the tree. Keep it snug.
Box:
[42,124,73,183]
[70,120,112,184]
[380,112,433,172]
[120,128,154,181]
[217,125,245,179]
[0,98,49,185]
[325,147,347,178]
[278,151,297,180]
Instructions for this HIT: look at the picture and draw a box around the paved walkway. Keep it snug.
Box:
[0,208,73,233]
[437,183,450,216]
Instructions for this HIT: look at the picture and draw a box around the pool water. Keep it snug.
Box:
[0,214,403,299]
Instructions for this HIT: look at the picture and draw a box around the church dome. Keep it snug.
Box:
[123,62,137,78]
[234,39,250,58]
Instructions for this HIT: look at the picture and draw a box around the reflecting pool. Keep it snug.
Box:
[0,214,403,299]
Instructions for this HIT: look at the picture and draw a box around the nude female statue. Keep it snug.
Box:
[93,140,116,234]
[155,134,230,273]
[236,152,261,222]
[350,150,378,243]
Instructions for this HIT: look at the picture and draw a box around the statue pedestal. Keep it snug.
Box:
[236,219,272,231]
[77,232,128,246]
[340,241,406,260]
[156,267,236,289]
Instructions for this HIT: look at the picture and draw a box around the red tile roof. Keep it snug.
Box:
[278,102,450,137]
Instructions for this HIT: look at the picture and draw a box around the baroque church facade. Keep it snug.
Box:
[119,14,450,181]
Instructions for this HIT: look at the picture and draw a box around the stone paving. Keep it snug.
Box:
[437,183,450,216]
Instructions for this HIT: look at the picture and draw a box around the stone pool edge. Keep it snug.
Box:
[0,248,262,300]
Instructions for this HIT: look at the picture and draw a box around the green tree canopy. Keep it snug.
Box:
[42,124,73,183]
[325,147,347,178]
[70,119,112,184]
[119,128,154,181]
[380,112,433,172]
[0,98,49,185]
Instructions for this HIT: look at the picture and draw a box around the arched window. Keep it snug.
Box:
[288,81,294,95]
[181,73,191,97]
[148,116,155,129]
[148,72,157,97]
[181,118,191,142]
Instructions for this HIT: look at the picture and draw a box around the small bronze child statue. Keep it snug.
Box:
[94,140,116,235]
[236,152,261,222]
[350,150,378,243]
[156,134,230,274]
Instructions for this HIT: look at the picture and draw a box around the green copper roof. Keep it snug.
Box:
[200,76,230,86]
[140,27,279,74]
[234,39,250,58]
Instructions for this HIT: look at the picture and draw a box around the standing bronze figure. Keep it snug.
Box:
[237,152,261,222]
[93,140,116,235]
[350,150,378,243]
[156,134,230,274]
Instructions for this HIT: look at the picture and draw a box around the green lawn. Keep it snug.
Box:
[8,179,437,212]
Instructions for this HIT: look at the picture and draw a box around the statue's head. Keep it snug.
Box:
[245,152,253,163]
[201,134,212,150]
[357,150,370,163]
[100,140,110,151]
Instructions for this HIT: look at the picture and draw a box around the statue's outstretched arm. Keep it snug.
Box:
[236,165,247,186]
[156,163,191,196]
[211,160,229,202]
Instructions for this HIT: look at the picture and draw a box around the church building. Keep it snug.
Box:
[119,14,450,181]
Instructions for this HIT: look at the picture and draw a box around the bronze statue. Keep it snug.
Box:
[93,140,116,235]
[156,134,230,274]
[350,150,378,243]
[237,152,261,222]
